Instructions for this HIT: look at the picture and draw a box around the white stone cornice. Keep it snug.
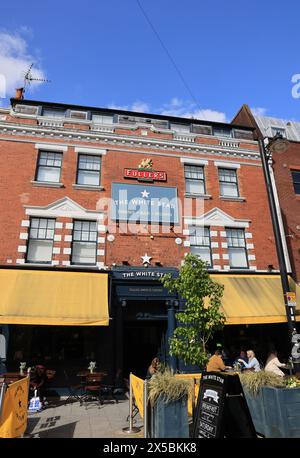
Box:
[0,121,260,160]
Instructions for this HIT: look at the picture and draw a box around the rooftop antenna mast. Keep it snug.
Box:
[21,63,50,98]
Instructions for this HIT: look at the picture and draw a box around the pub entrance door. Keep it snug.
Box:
[120,299,168,379]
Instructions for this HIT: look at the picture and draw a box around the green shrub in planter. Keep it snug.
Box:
[148,370,191,438]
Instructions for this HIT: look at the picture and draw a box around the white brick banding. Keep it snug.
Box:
[19,233,28,240]
[18,246,27,253]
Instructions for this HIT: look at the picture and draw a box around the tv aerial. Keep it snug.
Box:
[22,63,51,97]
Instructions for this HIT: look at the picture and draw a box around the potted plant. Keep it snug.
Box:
[239,371,300,437]
[148,369,192,438]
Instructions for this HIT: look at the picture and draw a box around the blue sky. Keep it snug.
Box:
[1,0,300,122]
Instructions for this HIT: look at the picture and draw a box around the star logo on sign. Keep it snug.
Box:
[141,189,150,198]
[141,253,152,265]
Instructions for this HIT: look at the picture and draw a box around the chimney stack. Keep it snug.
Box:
[15,88,24,100]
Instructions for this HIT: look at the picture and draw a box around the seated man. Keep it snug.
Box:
[207,349,232,372]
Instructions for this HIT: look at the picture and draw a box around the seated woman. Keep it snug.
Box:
[238,350,261,372]
[29,365,48,407]
[265,350,288,377]
[146,357,160,379]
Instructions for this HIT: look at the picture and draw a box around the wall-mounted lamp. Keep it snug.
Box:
[107,234,115,242]
[122,261,130,266]
[155,261,162,266]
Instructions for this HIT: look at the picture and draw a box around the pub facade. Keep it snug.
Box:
[0,93,297,382]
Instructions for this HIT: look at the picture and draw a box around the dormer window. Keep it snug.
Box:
[213,127,232,138]
[170,123,191,133]
[271,127,286,138]
[92,114,114,124]
[43,108,65,118]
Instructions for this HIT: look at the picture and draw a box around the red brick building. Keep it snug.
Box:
[233,105,300,284]
[0,96,293,379]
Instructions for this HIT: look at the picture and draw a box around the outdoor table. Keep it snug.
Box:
[2,372,26,383]
[76,370,107,378]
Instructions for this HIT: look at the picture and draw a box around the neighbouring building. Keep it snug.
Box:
[0,93,297,382]
[233,105,300,285]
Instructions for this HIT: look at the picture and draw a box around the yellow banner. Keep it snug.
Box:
[0,377,29,438]
[131,374,144,419]
[175,373,201,417]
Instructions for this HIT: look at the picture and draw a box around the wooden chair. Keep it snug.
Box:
[80,373,103,409]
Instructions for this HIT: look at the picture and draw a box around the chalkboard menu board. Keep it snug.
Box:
[193,372,256,438]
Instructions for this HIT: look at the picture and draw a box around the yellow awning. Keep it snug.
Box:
[0,269,109,326]
[210,274,300,325]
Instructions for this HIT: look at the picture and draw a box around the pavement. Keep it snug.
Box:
[24,396,144,438]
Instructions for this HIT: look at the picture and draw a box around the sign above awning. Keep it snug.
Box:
[0,269,109,326]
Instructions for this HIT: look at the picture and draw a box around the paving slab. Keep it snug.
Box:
[24,397,144,438]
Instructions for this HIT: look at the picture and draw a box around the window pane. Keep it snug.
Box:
[228,248,248,268]
[186,179,205,194]
[29,228,38,239]
[219,168,237,182]
[190,246,211,265]
[31,219,39,228]
[292,171,300,194]
[79,155,101,171]
[185,165,204,180]
[294,183,300,194]
[74,221,82,231]
[220,182,238,197]
[71,242,96,264]
[37,166,60,183]
[27,240,53,263]
[77,170,100,186]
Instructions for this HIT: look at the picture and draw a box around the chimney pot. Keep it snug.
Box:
[15,88,24,100]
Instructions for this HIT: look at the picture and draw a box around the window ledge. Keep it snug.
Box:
[185,193,212,199]
[219,196,246,202]
[23,262,56,267]
[72,184,104,191]
[68,264,99,269]
[31,180,64,188]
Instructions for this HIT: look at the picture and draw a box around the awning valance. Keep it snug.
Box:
[210,274,300,325]
[0,269,109,326]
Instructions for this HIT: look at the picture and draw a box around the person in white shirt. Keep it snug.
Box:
[238,349,261,372]
[0,327,7,375]
[264,350,287,377]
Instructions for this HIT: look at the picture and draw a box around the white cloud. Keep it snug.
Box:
[0,30,46,99]
[159,98,227,122]
[250,106,268,116]
[108,100,150,113]
[108,98,228,122]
